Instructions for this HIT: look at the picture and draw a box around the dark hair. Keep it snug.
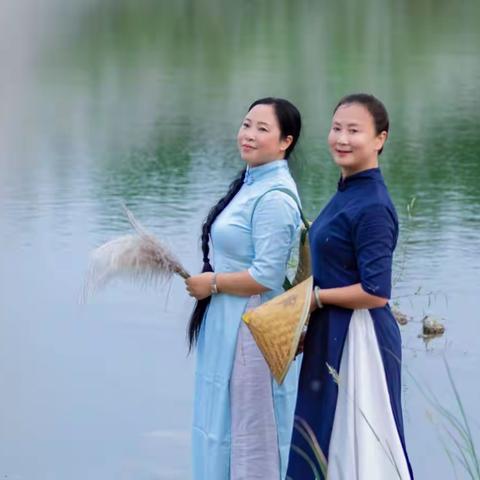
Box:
[187,97,302,350]
[334,93,389,155]
[247,97,302,159]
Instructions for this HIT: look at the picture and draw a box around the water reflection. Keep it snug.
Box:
[1,0,479,478]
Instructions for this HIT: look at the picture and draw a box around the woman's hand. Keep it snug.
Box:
[185,272,214,300]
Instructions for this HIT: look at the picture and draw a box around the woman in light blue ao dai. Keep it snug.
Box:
[185,98,303,480]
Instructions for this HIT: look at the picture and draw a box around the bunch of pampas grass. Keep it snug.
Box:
[83,206,190,300]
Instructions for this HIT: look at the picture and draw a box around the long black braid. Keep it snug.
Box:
[187,169,246,349]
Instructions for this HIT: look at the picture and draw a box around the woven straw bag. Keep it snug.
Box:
[285,213,311,289]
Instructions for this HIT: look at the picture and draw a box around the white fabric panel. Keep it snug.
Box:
[328,309,410,480]
[230,295,280,479]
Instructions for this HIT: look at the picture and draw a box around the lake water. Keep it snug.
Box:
[1,1,479,478]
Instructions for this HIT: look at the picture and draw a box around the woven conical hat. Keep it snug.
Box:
[242,276,313,384]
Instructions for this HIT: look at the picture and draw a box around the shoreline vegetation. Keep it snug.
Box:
[392,196,446,338]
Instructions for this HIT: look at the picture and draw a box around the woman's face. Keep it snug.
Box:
[328,103,387,176]
[237,104,292,166]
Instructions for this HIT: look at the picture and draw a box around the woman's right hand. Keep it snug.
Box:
[185,273,214,301]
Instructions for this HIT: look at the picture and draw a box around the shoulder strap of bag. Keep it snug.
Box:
[251,187,309,230]
[251,187,310,291]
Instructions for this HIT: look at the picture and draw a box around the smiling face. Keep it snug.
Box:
[328,103,387,177]
[237,103,293,166]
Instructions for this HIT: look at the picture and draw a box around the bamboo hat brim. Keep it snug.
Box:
[242,276,313,384]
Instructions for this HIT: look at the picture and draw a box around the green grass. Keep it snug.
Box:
[407,358,480,479]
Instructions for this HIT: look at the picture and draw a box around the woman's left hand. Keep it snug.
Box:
[185,272,214,300]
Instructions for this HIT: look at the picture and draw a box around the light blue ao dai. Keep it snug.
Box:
[192,160,302,480]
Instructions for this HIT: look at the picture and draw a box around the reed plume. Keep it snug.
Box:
[83,206,189,300]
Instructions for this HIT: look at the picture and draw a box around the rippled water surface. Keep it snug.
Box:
[1,1,479,478]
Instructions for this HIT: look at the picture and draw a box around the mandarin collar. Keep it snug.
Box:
[337,167,383,192]
[244,159,288,185]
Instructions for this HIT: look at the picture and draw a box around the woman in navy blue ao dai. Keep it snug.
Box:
[287,94,413,480]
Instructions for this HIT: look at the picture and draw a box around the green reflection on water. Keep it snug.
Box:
[1,0,478,278]
[1,1,480,479]
[31,0,479,203]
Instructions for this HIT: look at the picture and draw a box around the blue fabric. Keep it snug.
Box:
[286,168,414,479]
[193,160,302,480]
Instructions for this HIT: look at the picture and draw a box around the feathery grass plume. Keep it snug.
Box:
[83,206,189,301]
